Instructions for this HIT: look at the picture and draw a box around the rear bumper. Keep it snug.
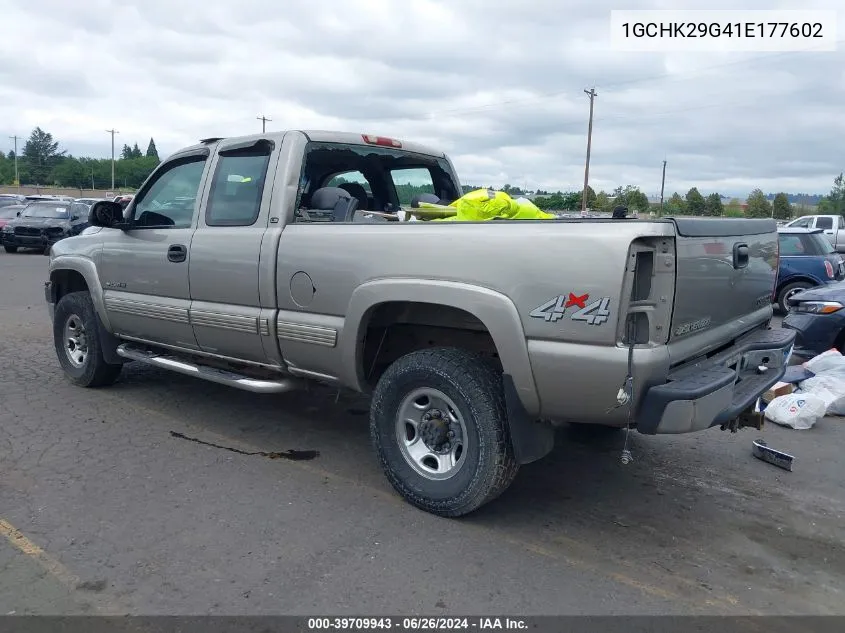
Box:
[637,327,796,434]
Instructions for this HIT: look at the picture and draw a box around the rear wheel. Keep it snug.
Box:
[370,347,519,517]
[53,291,123,387]
[777,281,813,314]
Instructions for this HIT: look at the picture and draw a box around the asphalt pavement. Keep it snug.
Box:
[1,248,844,616]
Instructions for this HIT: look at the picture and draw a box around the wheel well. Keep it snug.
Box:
[777,277,818,295]
[50,269,89,303]
[360,301,500,389]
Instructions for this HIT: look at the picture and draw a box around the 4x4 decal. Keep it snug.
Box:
[529,293,611,325]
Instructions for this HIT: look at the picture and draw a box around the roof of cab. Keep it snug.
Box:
[778,227,824,234]
[175,130,446,159]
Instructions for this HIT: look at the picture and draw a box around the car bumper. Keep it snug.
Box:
[2,233,66,248]
[782,309,845,359]
[637,327,796,434]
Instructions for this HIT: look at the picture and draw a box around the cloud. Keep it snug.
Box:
[1,0,843,196]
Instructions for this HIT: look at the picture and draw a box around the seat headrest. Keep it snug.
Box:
[338,183,369,209]
[310,187,352,210]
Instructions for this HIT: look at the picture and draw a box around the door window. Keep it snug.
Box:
[206,147,272,226]
[132,157,207,229]
[816,216,833,230]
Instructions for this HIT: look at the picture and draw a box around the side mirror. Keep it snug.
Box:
[71,215,80,221]
[88,201,125,228]
[16,211,21,217]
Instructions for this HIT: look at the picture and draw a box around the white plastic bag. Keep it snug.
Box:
[803,349,845,375]
[798,375,845,415]
[764,393,826,429]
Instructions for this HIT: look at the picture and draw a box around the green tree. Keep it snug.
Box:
[745,189,772,218]
[593,191,611,212]
[121,144,133,160]
[665,192,686,215]
[578,185,596,210]
[146,138,159,160]
[772,192,792,220]
[818,173,845,216]
[131,142,142,158]
[685,187,706,216]
[724,198,744,217]
[22,127,65,184]
[704,193,724,216]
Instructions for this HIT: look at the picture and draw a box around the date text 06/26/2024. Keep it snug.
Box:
[610,10,837,52]
[306,617,528,630]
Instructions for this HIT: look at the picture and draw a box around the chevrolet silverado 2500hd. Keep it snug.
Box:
[44,130,795,517]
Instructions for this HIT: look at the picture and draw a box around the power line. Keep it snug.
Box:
[427,39,845,118]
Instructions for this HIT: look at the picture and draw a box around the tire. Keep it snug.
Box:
[777,281,813,314]
[53,291,122,387]
[4,245,17,253]
[370,347,519,517]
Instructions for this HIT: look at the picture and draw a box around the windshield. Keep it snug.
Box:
[779,232,836,256]
[21,203,71,219]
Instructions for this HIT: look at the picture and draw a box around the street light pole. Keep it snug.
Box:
[8,135,20,186]
[106,129,118,190]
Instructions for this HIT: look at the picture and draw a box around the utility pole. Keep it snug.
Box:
[105,129,118,190]
[257,115,271,133]
[581,88,597,214]
[8,135,20,186]
[659,159,667,213]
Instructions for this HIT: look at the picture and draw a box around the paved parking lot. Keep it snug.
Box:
[1,249,844,616]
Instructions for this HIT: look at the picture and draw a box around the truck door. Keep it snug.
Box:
[98,150,210,349]
[187,137,280,364]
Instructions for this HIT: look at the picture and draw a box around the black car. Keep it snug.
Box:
[782,282,845,359]
[1,200,90,253]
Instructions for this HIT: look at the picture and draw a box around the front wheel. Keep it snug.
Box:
[370,347,519,517]
[777,281,813,314]
[4,245,18,253]
[53,291,123,387]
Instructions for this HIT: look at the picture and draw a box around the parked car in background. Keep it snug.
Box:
[774,227,845,313]
[783,214,845,253]
[76,197,108,207]
[1,200,89,253]
[0,194,26,206]
[0,205,24,232]
[782,282,845,359]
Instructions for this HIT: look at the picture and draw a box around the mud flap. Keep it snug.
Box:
[503,374,555,464]
[96,312,124,365]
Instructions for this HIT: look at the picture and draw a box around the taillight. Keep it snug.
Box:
[825,260,835,279]
[362,135,402,148]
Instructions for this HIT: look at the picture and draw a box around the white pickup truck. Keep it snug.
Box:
[784,215,845,253]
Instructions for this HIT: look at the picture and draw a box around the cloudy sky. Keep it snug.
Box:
[1,0,843,197]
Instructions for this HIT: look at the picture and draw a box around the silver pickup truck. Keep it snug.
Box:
[44,130,795,516]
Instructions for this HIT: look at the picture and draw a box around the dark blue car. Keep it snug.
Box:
[782,282,845,359]
[774,227,845,313]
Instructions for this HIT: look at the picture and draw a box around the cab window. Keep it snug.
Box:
[132,156,207,229]
[206,143,273,226]
[816,216,833,230]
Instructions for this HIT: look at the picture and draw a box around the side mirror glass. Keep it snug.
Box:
[16,211,21,217]
[88,201,125,228]
[71,215,80,221]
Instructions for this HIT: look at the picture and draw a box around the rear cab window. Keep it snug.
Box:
[295,141,460,222]
[816,216,833,230]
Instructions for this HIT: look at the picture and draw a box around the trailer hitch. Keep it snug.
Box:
[720,401,764,433]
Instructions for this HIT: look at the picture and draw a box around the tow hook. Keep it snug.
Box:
[721,402,764,433]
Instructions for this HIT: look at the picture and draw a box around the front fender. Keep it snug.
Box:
[48,254,111,331]
[339,279,540,415]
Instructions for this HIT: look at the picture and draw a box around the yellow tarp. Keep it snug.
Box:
[418,189,555,221]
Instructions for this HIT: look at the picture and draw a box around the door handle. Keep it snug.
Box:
[167,244,187,262]
[733,243,749,269]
